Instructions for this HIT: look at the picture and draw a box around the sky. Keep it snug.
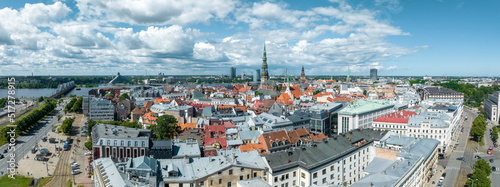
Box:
[0,0,498,77]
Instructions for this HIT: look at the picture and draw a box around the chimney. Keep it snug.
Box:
[232,153,236,163]
[184,155,190,164]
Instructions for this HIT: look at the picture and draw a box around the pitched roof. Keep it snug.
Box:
[143,100,153,109]
[260,130,291,150]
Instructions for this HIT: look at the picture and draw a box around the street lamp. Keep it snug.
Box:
[471,178,478,187]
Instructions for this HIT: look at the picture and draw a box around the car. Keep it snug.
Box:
[454,146,457,150]
[475,155,482,159]
[71,169,81,175]
[439,177,444,183]
[71,165,79,170]
[490,159,494,163]
[3,149,7,153]
[442,173,446,178]
[84,152,92,156]
[0,154,4,159]
[437,182,442,187]
[493,166,497,171]
[457,157,464,161]
[70,162,79,167]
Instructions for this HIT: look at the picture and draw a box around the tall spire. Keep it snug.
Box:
[261,42,269,83]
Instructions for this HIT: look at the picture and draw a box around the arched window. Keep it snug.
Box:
[277,141,283,146]
[271,142,277,147]
[284,140,290,145]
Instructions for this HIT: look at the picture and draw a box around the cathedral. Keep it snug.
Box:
[257,43,280,97]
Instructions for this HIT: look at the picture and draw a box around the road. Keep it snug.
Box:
[441,108,477,187]
[0,103,65,176]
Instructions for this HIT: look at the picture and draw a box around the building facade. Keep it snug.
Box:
[484,91,500,121]
[230,67,236,79]
[419,86,464,100]
[83,96,115,121]
[254,69,261,82]
[92,124,151,161]
[370,69,377,81]
[264,129,387,187]
[337,99,394,134]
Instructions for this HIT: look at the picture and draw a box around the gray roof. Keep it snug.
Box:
[264,129,388,172]
[94,158,127,186]
[407,112,451,128]
[160,150,266,182]
[354,138,439,187]
[92,124,151,146]
[172,140,201,158]
[151,140,173,150]
[237,177,272,187]
[127,156,158,173]
[238,130,263,142]
[202,106,215,117]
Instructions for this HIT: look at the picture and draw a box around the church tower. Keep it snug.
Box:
[300,65,306,83]
[346,65,351,83]
[261,44,269,84]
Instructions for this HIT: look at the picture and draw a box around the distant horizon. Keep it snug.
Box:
[1,74,498,78]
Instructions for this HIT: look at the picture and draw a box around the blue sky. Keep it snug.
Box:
[0,0,498,77]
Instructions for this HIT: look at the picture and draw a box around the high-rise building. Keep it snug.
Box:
[261,44,269,83]
[241,71,246,80]
[253,69,260,82]
[229,67,236,79]
[370,68,378,81]
[346,65,351,83]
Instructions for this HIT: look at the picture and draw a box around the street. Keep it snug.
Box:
[441,108,477,187]
[0,103,65,176]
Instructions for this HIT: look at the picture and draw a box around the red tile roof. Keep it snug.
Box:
[373,110,417,124]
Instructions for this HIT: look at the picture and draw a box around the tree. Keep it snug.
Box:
[154,115,179,140]
[72,97,83,113]
[363,89,368,96]
[466,165,491,187]
[313,90,321,95]
[87,119,97,137]
[474,159,492,176]
[60,118,74,134]
[84,141,92,150]
[38,96,44,102]
[471,115,487,141]
[119,93,130,100]
[57,114,62,121]
[65,97,77,112]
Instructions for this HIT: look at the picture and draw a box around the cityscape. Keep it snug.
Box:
[0,0,499,187]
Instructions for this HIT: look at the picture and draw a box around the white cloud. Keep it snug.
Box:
[21,2,71,25]
[75,0,236,26]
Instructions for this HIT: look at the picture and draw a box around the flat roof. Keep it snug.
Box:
[338,99,394,115]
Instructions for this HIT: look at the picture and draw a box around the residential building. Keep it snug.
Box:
[159,150,267,187]
[83,96,115,121]
[356,135,439,187]
[263,129,387,187]
[337,99,394,134]
[484,91,500,121]
[93,158,127,187]
[419,86,464,100]
[372,110,417,135]
[92,124,151,161]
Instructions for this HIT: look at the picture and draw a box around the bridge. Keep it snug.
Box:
[48,81,76,99]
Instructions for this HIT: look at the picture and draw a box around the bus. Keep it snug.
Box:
[488,145,494,155]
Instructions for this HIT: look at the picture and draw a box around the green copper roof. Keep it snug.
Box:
[347,65,350,78]
[338,99,394,115]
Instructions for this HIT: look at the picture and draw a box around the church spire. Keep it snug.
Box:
[347,65,350,78]
[261,42,269,83]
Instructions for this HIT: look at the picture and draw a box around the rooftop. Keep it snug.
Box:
[373,110,417,124]
[338,99,394,115]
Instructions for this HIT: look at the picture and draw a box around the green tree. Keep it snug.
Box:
[313,90,321,95]
[60,118,74,134]
[465,167,491,187]
[57,114,62,121]
[154,115,179,140]
[38,96,44,102]
[84,141,92,150]
[87,119,97,137]
[65,97,77,112]
[474,159,492,176]
[471,115,487,141]
[72,97,83,113]
[119,93,130,100]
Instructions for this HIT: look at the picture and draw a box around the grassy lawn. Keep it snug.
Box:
[39,176,52,186]
[0,175,33,187]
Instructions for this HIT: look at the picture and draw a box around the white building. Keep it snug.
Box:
[337,99,394,134]
[484,91,500,121]
[263,129,388,187]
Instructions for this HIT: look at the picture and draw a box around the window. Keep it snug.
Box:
[313,172,318,178]
[343,160,346,164]
[354,155,356,159]
[247,174,250,179]
[120,140,124,146]
[286,174,289,179]
[322,169,326,175]
[293,171,296,177]
[142,141,145,147]
[128,141,131,146]
[210,180,213,185]
[275,177,278,182]
[229,169,233,175]
[331,174,334,179]
[331,165,334,171]
[219,179,222,184]
[114,140,117,146]
[107,140,110,146]
[323,178,327,184]
[218,172,221,175]
[241,168,244,172]
[293,180,296,186]
[350,157,352,162]
[240,176,243,180]
[301,172,306,179]
[254,172,257,177]
[228,182,231,187]
[135,141,138,147]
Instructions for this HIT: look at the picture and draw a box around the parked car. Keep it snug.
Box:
[490,159,494,163]
[475,155,482,159]
[493,166,497,171]
[71,169,81,175]
[3,149,7,153]
[454,146,457,150]
[439,177,444,183]
[0,154,4,159]
[84,152,92,156]
[457,157,464,161]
